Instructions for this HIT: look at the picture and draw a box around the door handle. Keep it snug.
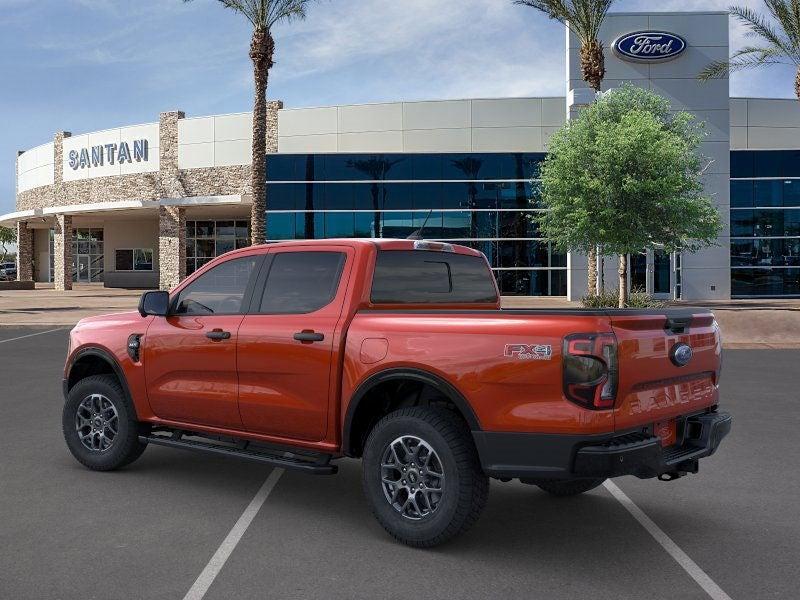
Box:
[206,329,231,341]
[293,331,325,343]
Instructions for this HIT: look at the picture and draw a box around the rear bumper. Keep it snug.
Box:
[473,410,732,480]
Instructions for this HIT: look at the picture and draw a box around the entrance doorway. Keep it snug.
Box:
[71,228,104,283]
[625,249,676,299]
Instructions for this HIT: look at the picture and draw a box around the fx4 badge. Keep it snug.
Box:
[504,344,553,361]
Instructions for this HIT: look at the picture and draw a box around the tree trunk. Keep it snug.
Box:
[796,67,800,102]
[580,40,605,93]
[580,39,604,295]
[249,29,275,246]
[587,246,597,296]
[618,254,627,309]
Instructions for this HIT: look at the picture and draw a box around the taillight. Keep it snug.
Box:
[563,333,618,410]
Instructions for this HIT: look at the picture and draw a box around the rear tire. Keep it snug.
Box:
[362,407,489,548]
[532,478,605,497]
[62,374,148,471]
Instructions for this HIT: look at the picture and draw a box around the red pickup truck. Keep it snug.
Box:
[62,239,730,547]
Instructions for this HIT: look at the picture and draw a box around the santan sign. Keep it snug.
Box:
[613,31,687,62]
[67,139,149,170]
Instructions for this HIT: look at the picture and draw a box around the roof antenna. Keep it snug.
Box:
[406,209,434,240]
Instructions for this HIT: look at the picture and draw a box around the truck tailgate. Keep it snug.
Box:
[610,310,721,434]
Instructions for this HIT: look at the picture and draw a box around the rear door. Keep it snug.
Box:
[610,310,722,435]
[144,254,262,429]
[237,246,353,442]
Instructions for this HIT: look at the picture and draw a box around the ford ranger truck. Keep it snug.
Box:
[62,239,731,547]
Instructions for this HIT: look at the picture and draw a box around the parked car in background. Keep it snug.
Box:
[61,239,731,547]
[0,262,16,281]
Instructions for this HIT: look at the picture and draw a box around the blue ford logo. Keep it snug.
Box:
[670,343,693,367]
[613,31,687,62]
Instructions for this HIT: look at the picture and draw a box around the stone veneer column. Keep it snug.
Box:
[158,111,187,290]
[53,214,73,291]
[158,206,185,291]
[261,100,284,243]
[265,100,283,154]
[16,221,34,282]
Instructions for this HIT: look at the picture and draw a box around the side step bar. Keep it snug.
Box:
[140,432,338,475]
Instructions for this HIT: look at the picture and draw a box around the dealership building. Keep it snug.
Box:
[4,10,800,300]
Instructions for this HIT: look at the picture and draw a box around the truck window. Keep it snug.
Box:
[258,251,346,314]
[371,250,498,304]
[173,256,259,315]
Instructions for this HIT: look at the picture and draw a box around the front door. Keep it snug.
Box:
[77,256,90,282]
[626,250,674,299]
[144,254,262,429]
[237,246,352,442]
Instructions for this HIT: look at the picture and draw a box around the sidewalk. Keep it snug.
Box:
[1,285,797,348]
[0,283,144,326]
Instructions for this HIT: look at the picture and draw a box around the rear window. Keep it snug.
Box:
[258,251,346,314]
[371,250,497,304]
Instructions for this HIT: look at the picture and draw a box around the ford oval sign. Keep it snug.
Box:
[670,343,693,367]
[613,31,687,63]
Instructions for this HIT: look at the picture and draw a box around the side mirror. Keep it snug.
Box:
[139,290,170,317]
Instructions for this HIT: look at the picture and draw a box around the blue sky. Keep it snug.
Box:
[1,0,797,215]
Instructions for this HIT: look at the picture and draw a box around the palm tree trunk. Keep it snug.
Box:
[249,29,274,246]
[580,40,605,93]
[580,39,604,295]
[796,67,800,102]
[618,254,627,309]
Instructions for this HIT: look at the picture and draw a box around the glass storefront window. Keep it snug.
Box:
[186,220,251,275]
[263,152,562,296]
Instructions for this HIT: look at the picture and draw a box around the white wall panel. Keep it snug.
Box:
[338,103,403,133]
[214,113,251,142]
[472,127,543,152]
[179,117,214,144]
[746,127,800,149]
[214,139,250,166]
[278,107,338,137]
[403,100,471,130]
[402,128,471,152]
[748,98,800,128]
[178,142,214,170]
[471,98,542,128]
[730,126,748,149]
[338,131,403,152]
[730,99,748,127]
[541,98,566,126]
[278,134,338,153]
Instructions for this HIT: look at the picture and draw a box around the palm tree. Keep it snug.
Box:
[699,2,800,101]
[515,0,616,295]
[184,0,314,245]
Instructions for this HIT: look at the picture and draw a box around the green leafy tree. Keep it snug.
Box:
[536,85,722,308]
[514,0,616,294]
[0,226,15,263]
[699,2,800,100]
[184,0,316,245]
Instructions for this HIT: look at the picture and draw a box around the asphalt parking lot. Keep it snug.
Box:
[1,327,797,599]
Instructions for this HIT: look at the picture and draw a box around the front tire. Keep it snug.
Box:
[62,374,148,471]
[362,407,489,548]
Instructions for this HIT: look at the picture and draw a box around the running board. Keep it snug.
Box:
[140,432,338,475]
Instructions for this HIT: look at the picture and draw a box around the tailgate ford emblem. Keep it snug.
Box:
[670,343,693,367]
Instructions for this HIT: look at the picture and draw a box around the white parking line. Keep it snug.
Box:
[183,468,285,600]
[604,480,732,600]
[0,328,65,344]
